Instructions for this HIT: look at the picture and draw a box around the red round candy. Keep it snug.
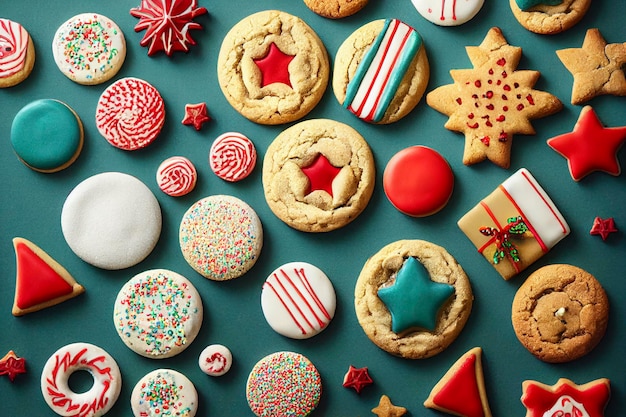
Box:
[383,146,454,217]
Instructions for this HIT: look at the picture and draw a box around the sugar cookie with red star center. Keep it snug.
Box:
[217,10,329,125]
[262,119,375,232]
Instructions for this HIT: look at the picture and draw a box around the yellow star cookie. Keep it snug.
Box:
[372,395,407,417]
[557,28,626,104]
[427,27,562,168]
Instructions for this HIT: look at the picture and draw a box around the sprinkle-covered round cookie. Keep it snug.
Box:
[61,172,162,270]
[156,156,197,197]
[11,99,83,173]
[410,0,484,26]
[113,269,203,359]
[198,344,233,377]
[0,18,35,88]
[246,351,321,417]
[131,369,198,417]
[261,262,336,339]
[52,13,126,85]
[96,77,165,150]
[383,146,454,217]
[179,195,263,281]
[209,132,257,182]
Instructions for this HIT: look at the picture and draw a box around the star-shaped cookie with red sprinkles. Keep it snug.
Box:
[521,378,610,417]
[427,27,562,168]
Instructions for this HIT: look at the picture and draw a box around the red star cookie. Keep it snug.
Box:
[547,106,626,181]
[181,102,211,131]
[342,365,373,394]
[590,217,618,241]
[301,154,341,197]
[521,378,610,417]
[253,42,295,88]
[0,351,26,382]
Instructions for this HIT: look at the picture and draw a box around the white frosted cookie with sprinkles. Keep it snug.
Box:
[131,369,198,417]
[410,0,484,26]
[333,18,429,124]
[261,262,336,339]
[0,18,35,88]
[179,195,263,281]
[156,156,197,196]
[209,132,257,182]
[52,13,126,85]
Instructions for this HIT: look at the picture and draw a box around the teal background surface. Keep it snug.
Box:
[1,0,625,415]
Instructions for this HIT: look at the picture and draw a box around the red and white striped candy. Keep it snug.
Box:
[156,156,197,197]
[209,132,256,182]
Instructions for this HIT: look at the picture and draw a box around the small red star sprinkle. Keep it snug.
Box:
[181,102,211,131]
[301,154,341,197]
[590,217,618,241]
[547,106,626,181]
[521,378,610,417]
[253,42,295,88]
[342,365,373,394]
[0,351,26,382]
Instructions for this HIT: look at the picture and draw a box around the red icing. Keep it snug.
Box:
[547,106,626,181]
[301,154,341,197]
[253,42,295,88]
[522,379,610,417]
[181,102,211,131]
[0,351,26,382]
[342,365,373,394]
[14,242,73,310]
[590,217,618,241]
[383,146,454,217]
[432,353,485,417]
[205,353,228,373]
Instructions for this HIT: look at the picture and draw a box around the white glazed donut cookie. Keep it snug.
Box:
[113,269,203,359]
[131,369,198,417]
[41,342,122,417]
[61,172,162,270]
[261,262,336,339]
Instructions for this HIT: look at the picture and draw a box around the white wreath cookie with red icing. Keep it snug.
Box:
[0,18,35,88]
[96,77,165,150]
[131,369,198,417]
[41,342,122,417]
[411,0,484,26]
[333,18,429,124]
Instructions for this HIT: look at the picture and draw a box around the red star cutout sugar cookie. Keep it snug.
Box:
[182,102,211,131]
[0,351,26,382]
[521,378,610,417]
[253,42,295,88]
[427,27,562,168]
[372,395,407,417]
[342,365,373,394]
[301,154,341,197]
[590,217,618,241]
[547,106,626,181]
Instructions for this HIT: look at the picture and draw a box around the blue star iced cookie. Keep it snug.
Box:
[354,240,473,359]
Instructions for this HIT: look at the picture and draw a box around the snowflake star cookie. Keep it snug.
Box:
[521,378,610,417]
[427,27,562,168]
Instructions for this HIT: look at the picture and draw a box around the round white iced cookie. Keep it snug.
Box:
[41,342,122,417]
[113,269,203,359]
[61,172,162,270]
[131,369,198,417]
[198,344,233,376]
[410,0,484,26]
[52,13,126,85]
[261,262,336,339]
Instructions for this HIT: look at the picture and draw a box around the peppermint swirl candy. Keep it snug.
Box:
[0,19,29,78]
[96,77,165,150]
[156,156,197,197]
[209,132,257,182]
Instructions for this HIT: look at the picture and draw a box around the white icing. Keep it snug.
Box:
[542,395,590,417]
[410,0,485,26]
[61,172,162,270]
[131,369,198,417]
[198,344,233,376]
[261,262,336,339]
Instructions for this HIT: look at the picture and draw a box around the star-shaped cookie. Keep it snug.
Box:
[427,27,562,168]
[372,395,407,417]
[181,102,211,131]
[590,217,618,241]
[547,106,626,181]
[0,351,26,382]
[557,28,626,104]
[342,365,373,394]
[521,378,610,417]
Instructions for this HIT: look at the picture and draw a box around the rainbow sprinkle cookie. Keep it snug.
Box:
[246,351,321,417]
[131,369,198,417]
[179,195,263,281]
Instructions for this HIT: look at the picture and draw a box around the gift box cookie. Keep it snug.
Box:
[458,168,570,280]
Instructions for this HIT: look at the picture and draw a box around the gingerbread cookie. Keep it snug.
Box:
[0,18,35,88]
[521,378,611,417]
[354,240,473,359]
[512,264,609,363]
[411,0,484,26]
[333,18,429,124]
[263,119,375,232]
[510,0,591,35]
[303,0,368,19]
[217,10,329,125]
[426,27,562,168]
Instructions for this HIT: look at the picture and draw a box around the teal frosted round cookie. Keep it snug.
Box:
[11,99,83,173]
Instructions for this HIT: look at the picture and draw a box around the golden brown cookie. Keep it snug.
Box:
[354,240,473,359]
[262,119,375,232]
[217,10,329,125]
[511,264,609,363]
[0,18,35,88]
[556,28,626,104]
[303,0,368,19]
[509,0,591,35]
[333,19,429,124]
[426,27,562,168]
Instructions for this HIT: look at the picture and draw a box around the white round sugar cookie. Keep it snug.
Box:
[410,0,484,26]
[198,344,233,376]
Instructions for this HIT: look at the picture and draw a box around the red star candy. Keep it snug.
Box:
[0,351,26,382]
[521,378,610,417]
[181,102,211,131]
[547,106,626,181]
[342,365,373,394]
[253,42,295,88]
[590,217,618,241]
[301,154,341,197]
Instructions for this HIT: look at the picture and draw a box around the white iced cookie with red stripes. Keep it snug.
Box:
[261,262,336,339]
[209,132,257,182]
[156,156,197,196]
[0,18,35,88]
[333,18,429,124]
